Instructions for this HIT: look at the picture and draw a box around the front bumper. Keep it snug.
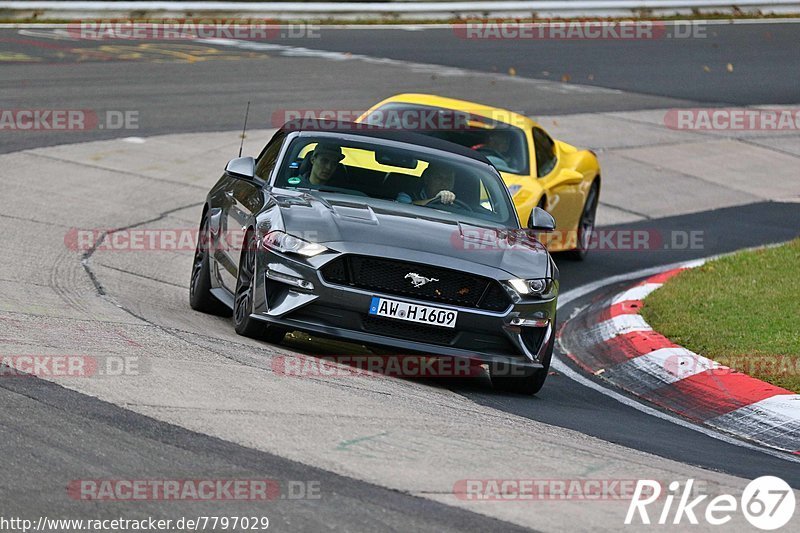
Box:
[252,249,557,369]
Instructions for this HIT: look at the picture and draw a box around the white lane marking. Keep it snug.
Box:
[550,358,800,463]
[17,28,78,40]
[558,257,708,310]
[195,37,624,95]
[5,19,800,30]
[611,282,662,304]
[555,250,800,463]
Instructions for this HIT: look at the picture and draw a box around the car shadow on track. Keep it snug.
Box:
[280,330,504,393]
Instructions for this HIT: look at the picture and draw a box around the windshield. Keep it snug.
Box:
[362,102,529,175]
[273,134,517,226]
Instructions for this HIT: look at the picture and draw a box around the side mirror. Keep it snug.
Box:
[225,156,255,180]
[528,207,556,231]
[550,169,583,188]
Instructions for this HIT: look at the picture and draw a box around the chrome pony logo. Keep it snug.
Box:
[405,272,438,288]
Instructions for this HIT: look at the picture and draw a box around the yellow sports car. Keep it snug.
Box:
[357,94,601,259]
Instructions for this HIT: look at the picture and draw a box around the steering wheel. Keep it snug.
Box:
[428,196,474,212]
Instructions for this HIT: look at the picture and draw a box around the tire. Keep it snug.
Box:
[565,181,599,261]
[189,213,232,316]
[233,229,287,344]
[490,322,555,395]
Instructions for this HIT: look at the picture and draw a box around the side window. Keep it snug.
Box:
[255,133,286,180]
[532,127,557,177]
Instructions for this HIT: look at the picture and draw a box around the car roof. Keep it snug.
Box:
[365,93,538,130]
[278,120,493,165]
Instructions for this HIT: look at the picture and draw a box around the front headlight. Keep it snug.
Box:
[508,278,555,298]
[262,231,328,257]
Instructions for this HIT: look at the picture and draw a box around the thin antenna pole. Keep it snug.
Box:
[238,101,250,157]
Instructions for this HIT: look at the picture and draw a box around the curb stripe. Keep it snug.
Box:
[611,282,662,304]
[646,372,794,422]
[606,300,643,319]
[592,314,652,344]
[563,330,678,372]
[604,347,715,394]
[561,264,800,454]
[642,268,686,285]
[707,395,800,451]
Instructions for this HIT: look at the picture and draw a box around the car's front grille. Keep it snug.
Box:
[361,315,457,345]
[321,255,511,312]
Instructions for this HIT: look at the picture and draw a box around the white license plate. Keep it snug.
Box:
[368,297,457,328]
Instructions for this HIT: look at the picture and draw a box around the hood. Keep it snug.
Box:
[273,191,550,278]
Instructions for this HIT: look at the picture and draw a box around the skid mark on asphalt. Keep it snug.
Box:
[95,263,189,289]
[65,43,266,63]
[336,431,390,454]
[2,31,270,63]
[0,51,40,61]
[25,152,210,190]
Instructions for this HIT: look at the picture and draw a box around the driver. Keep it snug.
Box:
[473,129,518,169]
[396,163,457,206]
[294,142,345,187]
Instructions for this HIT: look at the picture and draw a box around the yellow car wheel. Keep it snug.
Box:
[565,181,599,261]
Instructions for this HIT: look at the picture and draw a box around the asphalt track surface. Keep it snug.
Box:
[254,23,800,106]
[1,22,800,531]
[3,21,800,154]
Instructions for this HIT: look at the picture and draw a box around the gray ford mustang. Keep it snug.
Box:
[190,123,559,393]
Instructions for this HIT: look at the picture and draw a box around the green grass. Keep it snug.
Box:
[641,239,800,393]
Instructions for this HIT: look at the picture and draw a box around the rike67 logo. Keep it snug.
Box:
[626,477,795,530]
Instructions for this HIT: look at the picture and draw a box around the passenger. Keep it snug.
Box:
[396,163,457,206]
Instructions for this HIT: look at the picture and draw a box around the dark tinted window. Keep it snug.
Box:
[532,127,557,177]
[255,132,285,180]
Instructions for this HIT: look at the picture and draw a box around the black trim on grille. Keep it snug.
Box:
[520,327,547,355]
[321,255,511,312]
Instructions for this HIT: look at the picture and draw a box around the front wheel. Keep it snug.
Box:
[565,181,599,261]
[189,213,231,316]
[233,230,287,344]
